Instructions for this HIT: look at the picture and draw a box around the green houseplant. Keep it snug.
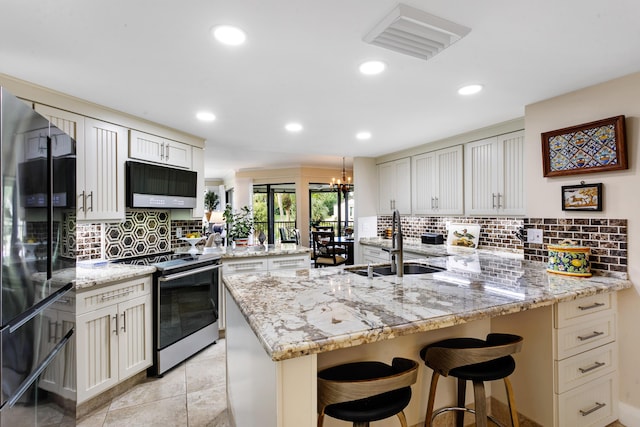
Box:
[204,190,219,212]
[223,204,254,244]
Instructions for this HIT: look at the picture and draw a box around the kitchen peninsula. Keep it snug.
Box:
[223,248,631,427]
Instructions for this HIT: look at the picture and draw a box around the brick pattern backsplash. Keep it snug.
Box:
[377,215,524,253]
[377,215,628,276]
[524,218,627,276]
[170,219,205,251]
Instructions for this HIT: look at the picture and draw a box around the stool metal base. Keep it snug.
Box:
[431,406,505,427]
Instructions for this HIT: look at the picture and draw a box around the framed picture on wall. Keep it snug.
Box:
[561,183,603,211]
[542,115,627,177]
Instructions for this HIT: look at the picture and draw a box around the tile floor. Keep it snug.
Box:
[76,337,626,427]
[77,339,229,427]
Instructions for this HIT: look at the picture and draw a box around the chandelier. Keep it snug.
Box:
[330,157,353,195]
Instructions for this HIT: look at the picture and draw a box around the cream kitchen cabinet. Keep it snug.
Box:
[220,253,311,329]
[464,130,524,215]
[378,157,411,214]
[37,292,76,401]
[129,129,192,169]
[412,145,463,215]
[553,293,618,426]
[492,292,619,427]
[34,104,127,221]
[75,275,153,404]
[361,245,390,264]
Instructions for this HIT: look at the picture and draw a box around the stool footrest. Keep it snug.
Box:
[431,406,506,427]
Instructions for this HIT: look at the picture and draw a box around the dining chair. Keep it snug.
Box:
[312,230,347,267]
[280,227,297,244]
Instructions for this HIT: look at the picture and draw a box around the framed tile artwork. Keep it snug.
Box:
[561,182,603,211]
[541,115,627,177]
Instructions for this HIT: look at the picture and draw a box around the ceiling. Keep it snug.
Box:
[2,1,640,180]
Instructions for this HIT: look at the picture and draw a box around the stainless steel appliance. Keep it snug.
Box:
[125,160,198,209]
[117,252,220,376]
[1,88,77,425]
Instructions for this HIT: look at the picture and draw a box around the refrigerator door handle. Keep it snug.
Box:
[0,328,74,410]
[7,282,73,334]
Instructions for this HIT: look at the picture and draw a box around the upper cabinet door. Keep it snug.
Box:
[378,158,411,215]
[497,130,525,215]
[129,130,192,169]
[412,152,437,214]
[191,147,205,219]
[465,136,499,215]
[83,118,127,221]
[434,145,464,215]
[464,130,524,216]
[412,146,463,215]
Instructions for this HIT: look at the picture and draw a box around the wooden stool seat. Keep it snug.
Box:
[420,333,523,427]
[317,358,418,427]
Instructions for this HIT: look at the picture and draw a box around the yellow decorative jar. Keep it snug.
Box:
[547,240,591,277]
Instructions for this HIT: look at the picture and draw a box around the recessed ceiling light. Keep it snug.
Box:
[359,60,386,75]
[212,25,246,46]
[458,84,483,95]
[285,122,303,132]
[196,111,216,122]
[356,131,372,140]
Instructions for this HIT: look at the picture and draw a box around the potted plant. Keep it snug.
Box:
[204,191,219,220]
[223,204,254,246]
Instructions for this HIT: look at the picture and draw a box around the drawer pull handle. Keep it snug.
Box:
[577,331,604,341]
[100,290,133,301]
[579,401,606,416]
[578,302,605,311]
[578,361,605,373]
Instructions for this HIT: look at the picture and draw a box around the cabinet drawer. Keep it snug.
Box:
[557,373,617,427]
[267,255,310,271]
[361,246,389,263]
[223,258,268,275]
[77,276,152,315]
[555,293,614,328]
[555,313,615,360]
[555,342,617,393]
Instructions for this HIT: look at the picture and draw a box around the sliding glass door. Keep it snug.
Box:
[253,184,296,244]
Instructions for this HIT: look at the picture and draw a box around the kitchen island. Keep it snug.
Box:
[223,249,631,427]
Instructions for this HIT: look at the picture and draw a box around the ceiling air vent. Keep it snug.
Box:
[364,4,471,61]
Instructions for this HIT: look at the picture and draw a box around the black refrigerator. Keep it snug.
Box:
[0,88,77,425]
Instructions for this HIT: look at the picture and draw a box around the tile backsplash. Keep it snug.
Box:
[75,210,204,261]
[376,215,627,277]
[523,218,627,277]
[377,215,524,253]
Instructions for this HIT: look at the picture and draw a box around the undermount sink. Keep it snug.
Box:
[347,263,445,277]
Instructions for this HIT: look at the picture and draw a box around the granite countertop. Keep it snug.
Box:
[216,244,311,259]
[41,264,157,290]
[223,248,632,362]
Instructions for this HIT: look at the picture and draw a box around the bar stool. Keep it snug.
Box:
[317,357,419,427]
[420,333,523,427]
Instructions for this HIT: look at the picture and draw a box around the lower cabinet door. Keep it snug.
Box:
[76,305,119,403]
[118,294,152,381]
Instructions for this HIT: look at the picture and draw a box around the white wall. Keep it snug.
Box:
[524,71,640,415]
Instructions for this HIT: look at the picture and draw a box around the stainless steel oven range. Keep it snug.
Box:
[117,252,221,376]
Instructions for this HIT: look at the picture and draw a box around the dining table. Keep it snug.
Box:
[334,236,355,265]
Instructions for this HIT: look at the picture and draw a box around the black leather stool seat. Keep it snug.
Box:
[420,334,523,427]
[320,362,412,422]
[317,358,418,427]
[420,338,516,381]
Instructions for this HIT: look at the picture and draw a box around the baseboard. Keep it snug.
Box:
[619,401,640,426]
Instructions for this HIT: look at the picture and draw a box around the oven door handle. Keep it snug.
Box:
[158,263,221,282]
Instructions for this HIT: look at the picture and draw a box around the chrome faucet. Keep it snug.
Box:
[388,209,404,277]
